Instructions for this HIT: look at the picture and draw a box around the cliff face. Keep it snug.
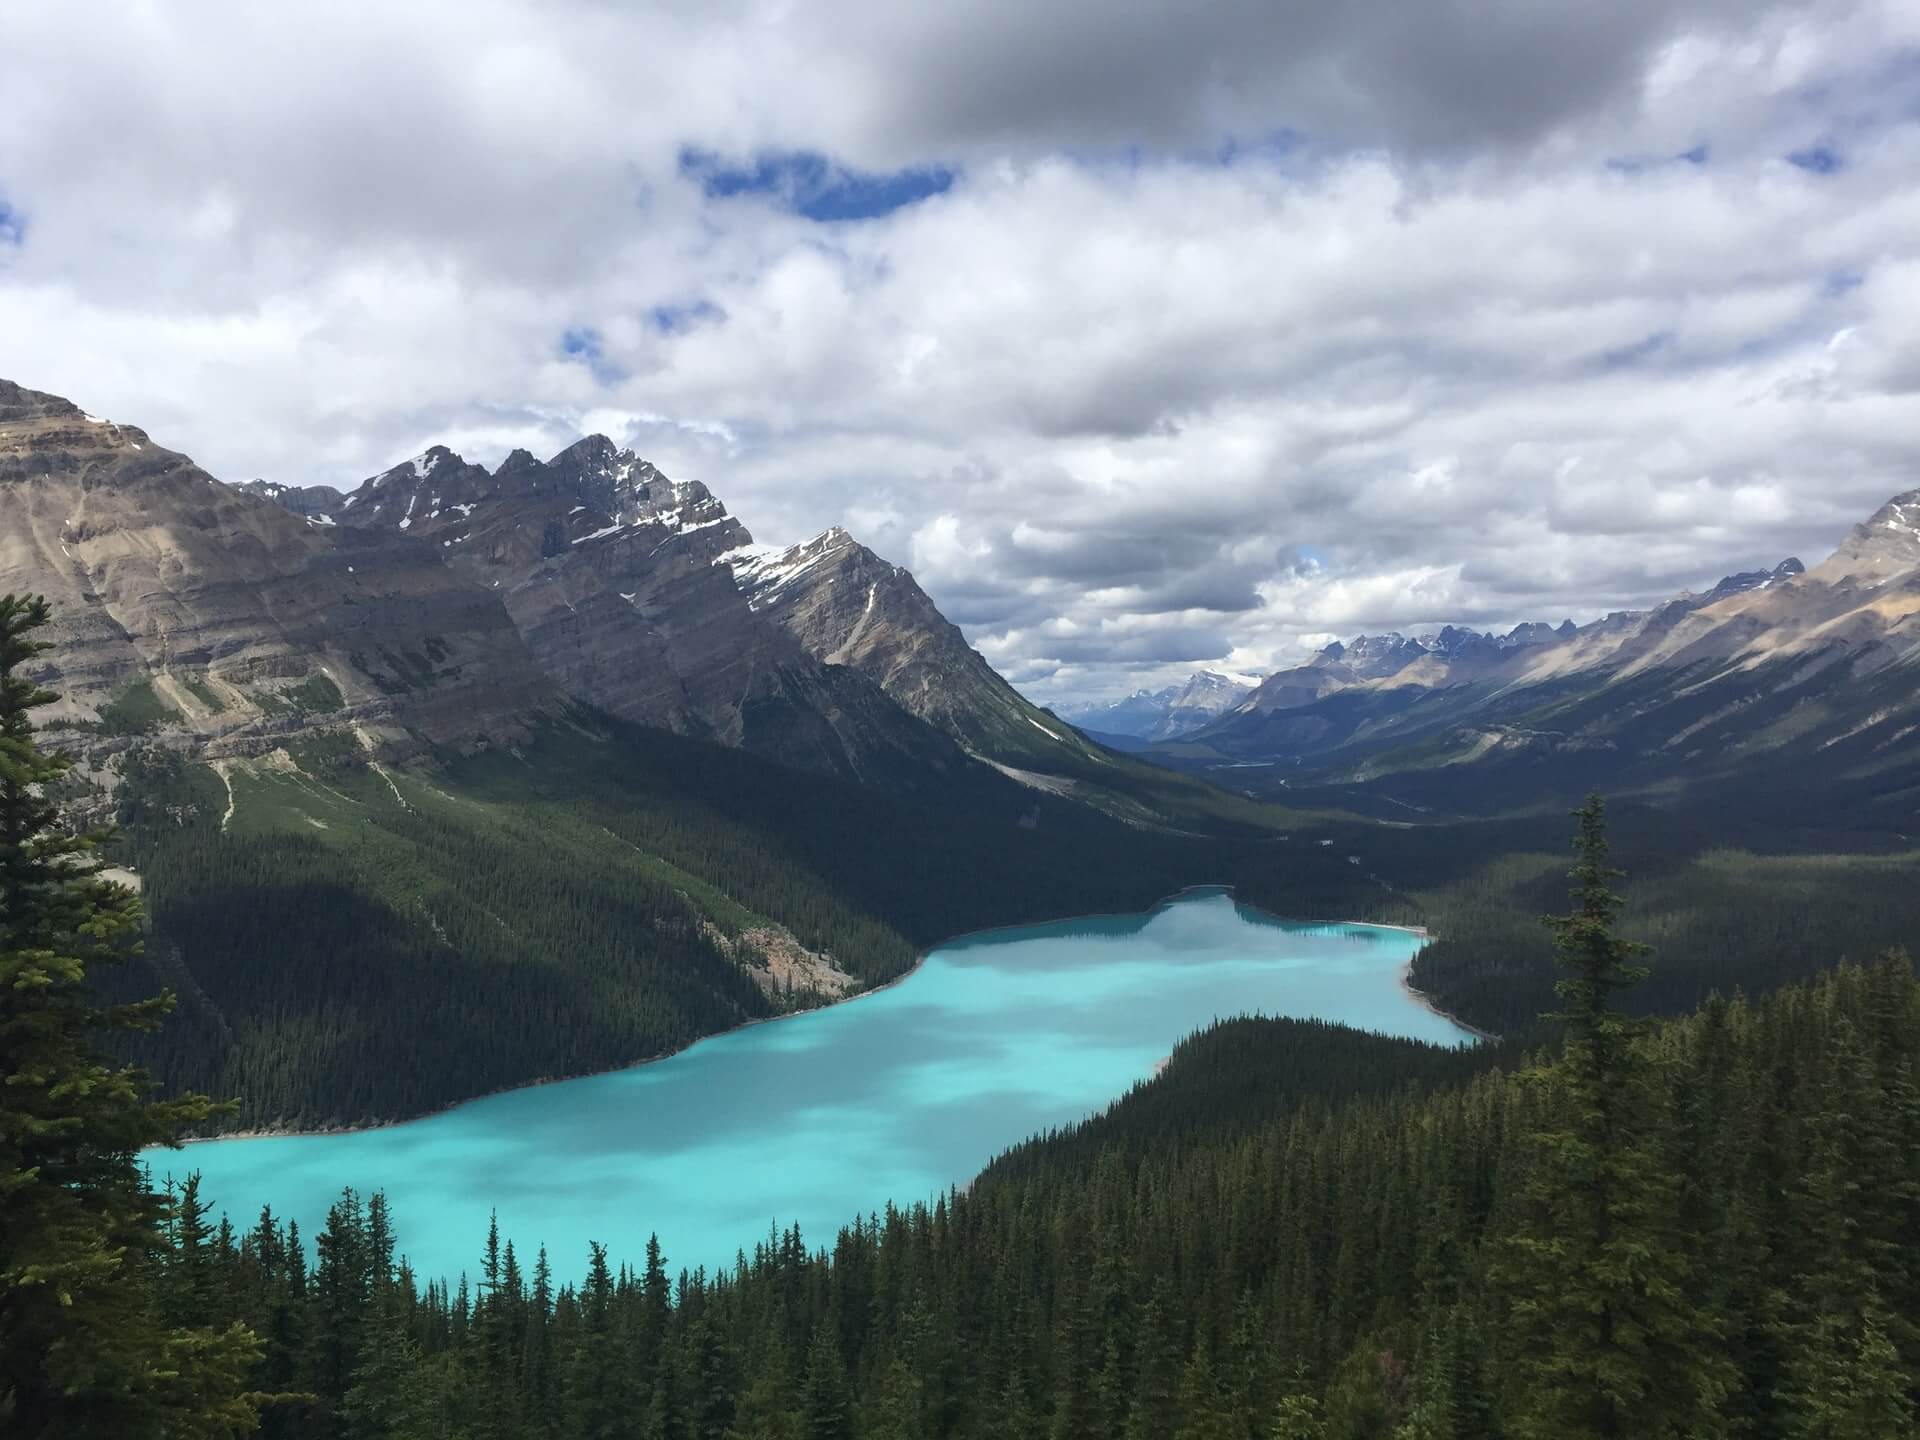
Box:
[0,380,553,753]
[296,435,968,786]
[726,526,1102,770]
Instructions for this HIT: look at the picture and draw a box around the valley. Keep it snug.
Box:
[11,5,1920,1432]
[10,388,1920,1436]
[12,374,1920,1136]
[147,891,1464,1286]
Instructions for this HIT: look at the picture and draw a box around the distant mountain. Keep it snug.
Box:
[5,377,1295,1133]
[294,434,965,787]
[233,477,347,518]
[0,379,554,750]
[200,405,1225,822]
[1061,670,1257,741]
[725,525,1103,769]
[1154,520,1920,821]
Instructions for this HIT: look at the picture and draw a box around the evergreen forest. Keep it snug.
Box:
[5,591,1919,1438]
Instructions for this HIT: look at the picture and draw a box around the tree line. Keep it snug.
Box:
[6,590,1917,1437]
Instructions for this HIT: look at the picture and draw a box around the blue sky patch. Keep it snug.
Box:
[650,299,724,335]
[1607,144,1709,175]
[1788,145,1842,174]
[0,194,24,246]
[559,327,624,384]
[679,148,955,222]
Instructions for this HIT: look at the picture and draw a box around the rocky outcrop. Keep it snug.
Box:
[726,526,1099,767]
[233,478,347,518]
[0,380,554,753]
[273,434,968,787]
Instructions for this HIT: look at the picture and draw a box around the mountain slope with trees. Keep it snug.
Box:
[95,805,1920,1439]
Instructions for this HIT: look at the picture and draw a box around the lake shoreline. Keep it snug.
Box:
[1397,970,1501,1042]
[176,945,940,1147]
[171,883,1469,1148]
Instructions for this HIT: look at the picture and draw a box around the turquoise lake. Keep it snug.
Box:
[147,889,1469,1284]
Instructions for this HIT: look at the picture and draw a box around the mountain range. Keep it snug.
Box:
[1146,506,1920,828]
[3,379,1137,796]
[17,365,1920,842]
[1,376,1276,1127]
[1059,669,1257,742]
[14,371,1920,1129]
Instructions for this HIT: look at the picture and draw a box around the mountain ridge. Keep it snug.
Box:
[1059,670,1257,741]
[0,378,556,756]
[1150,504,1920,824]
[242,424,1231,820]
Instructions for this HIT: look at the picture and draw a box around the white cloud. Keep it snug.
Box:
[1,0,1918,703]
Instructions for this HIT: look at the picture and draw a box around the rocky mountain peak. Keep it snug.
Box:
[1320,632,1429,679]
[1504,621,1559,648]
[1159,671,1257,730]
[1059,668,1256,740]
[493,448,546,487]
[234,478,347,518]
[0,379,160,464]
[1423,625,1487,658]
[1,378,557,746]
[1705,557,1805,602]
[0,378,83,424]
[1813,490,1920,586]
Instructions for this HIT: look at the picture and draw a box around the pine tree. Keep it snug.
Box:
[312,1188,372,1408]
[161,1172,218,1328]
[0,594,261,1437]
[724,1326,798,1440]
[1126,1281,1181,1440]
[1501,794,1730,1438]
[339,1275,432,1440]
[799,1330,851,1440]
[526,1245,558,1435]
[1785,1300,1916,1440]
[568,1242,633,1440]
[1171,1342,1238,1440]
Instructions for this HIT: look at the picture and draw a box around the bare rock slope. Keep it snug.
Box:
[0,380,554,754]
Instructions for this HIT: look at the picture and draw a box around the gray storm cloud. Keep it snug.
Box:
[1,0,1917,703]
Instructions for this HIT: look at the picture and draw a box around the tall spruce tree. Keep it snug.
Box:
[1502,794,1730,1438]
[0,593,261,1436]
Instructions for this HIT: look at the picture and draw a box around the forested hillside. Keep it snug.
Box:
[11,585,1920,1439]
[102,715,1228,1131]
[153,913,1920,1438]
[96,711,1920,1129]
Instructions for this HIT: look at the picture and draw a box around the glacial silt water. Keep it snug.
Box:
[148,890,1469,1282]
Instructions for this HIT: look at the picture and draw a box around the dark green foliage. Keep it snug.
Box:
[0,594,260,1437]
[1223,803,1920,1039]
[108,700,1920,1131]
[155,953,1920,1438]
[183,676,227,714]
[281,673,344,714]
[1499,796,1729,1437]
[110,713,1244,1129]
[249,673,344,717]
[95,678,181,735]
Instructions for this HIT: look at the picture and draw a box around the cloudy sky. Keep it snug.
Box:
[4,2,1919,704]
